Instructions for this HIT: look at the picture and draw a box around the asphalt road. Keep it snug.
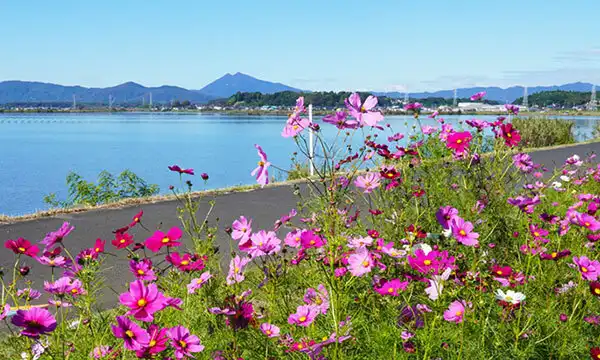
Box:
[0,141,598,309]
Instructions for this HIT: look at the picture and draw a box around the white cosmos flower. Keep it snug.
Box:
[495,289,526,304]
[560,175,570,182]
[411,243,432,255]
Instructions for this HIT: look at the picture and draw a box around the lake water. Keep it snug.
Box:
[1,113,599,216]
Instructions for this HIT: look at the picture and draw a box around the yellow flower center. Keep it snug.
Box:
[299,316,307,322]
[137,299,147,307]
[181,260,189,266]
[496,270,503,275]
[95,247,101,252]
[310,240,315,245]
[179,340,187,348]
[582,267,589,273]
[134,217,139,222]
[234,266,240,273]
[49,260,55,265]
[456,139,462,144]
[505,296,513,301]
[456,311,463,316]
[585,222,591,227]
[18,247,25,253]
[362,261,370,267]
[125,330,135,338]
[424,260,432,266]
[196,279,204,284]
[258,161,265,166]
[507,133,512,138]
[161,237,170,244]
[149,340,156,347]
[71,288,78,294]
[137,270,145,275]
[533,231,540,237]
[595,288,600,295]
[459,230,467,236]
[551,252,557,258]
[298,344,304,350]
[120,239,126,244]
[293,125,299,130]
[387,287,394,293]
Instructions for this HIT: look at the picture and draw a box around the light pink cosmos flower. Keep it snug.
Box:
[246,230,281,258]
[288,305,319,327]
[41,222,75,250]
[119,280,169,322]
[421,125,437,135]
[425,267,452,300]
[576,213,600,231]
[322,111,359,129]
[573,256,600,281]
[304,284,330,314]
[347,236,374,249]
[443,300,465,323]
[226,255,251,285]
[251,144,270,187]
[260,323,280,338]
[284,229,302,248]
[231,216,252,244]
[168,325,204,359]
[450,217,479,246]
[44,276,85,297]
[187,271,212,294]
[347,246,374,277]
[470,91,486,101]
[282,116,310,137]
[345,92,384,127]
[354,173,381,194]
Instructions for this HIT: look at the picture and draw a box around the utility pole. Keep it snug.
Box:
[72,94,76,109]
[453,89,458,107]
[108,94,115,111]
[149,92,153,108]
[403,92,409,104]
[590,84,597,111]
[523,86,528,108]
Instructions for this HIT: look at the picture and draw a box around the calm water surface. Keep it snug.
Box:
[1,113,599,216]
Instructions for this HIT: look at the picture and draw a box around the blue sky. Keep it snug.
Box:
[1,0,599,91]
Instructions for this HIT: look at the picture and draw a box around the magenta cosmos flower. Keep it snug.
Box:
[513,153,534,172]
[446,131,472,154]
[347,246,374,277]
[41,222,75,249]
[226,255,251,285]
[505,104,520,115]
[436,206,459,230]
[112,231,134,249]
[573,256,600,281]
[374,278,409,296]
[345,92,384,127]
[168,325,204,359]
[470,91,486,101]
[450,217,479,246]
[300,229,326,249]
[251,144,270,187]
[166,252,205,272]
[322,111,359,129]
[111,315,149,351]
[4,238,39,257]
[145,227,183,252]
[129,259,157,281]
[187,271,212,294]
[135,324,169,358]
[500,123,521,147]
[304,284,330,314]
[354,173,381,194]
[404,102,422,111]
[577,213,600,231]
[288,305,319,327]
[443,300,465,323]
[260,323,280,337]
[168,165,194,175]
[11,307,57,338]
[119,280,169,322]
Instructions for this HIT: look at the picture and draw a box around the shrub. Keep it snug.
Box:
[512,116,575,148]
[44,169,159,208]
[2,95,600,359]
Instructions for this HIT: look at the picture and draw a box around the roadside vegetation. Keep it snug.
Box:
[1,93,600,359]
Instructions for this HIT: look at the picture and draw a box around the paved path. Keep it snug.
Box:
[0,141,598,308]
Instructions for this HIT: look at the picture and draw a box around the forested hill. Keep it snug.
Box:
[513,90,593,107]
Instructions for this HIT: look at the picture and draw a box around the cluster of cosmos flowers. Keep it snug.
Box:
[2,90,600,359]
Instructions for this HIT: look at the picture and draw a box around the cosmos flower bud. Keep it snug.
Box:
[19,266,30,276]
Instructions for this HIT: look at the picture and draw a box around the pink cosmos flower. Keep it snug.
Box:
[44,276,85,297]
[304,284,330,314]
[145,227,183,252]
[129,209,144,227]
[577,213,600,231]
[347,236,374,249]
[282,115,310,138]
[284,229,302,248]
[4,238,39,257]
[505,104,520,115]
[404,102,422,111]
[41,222,74,249]
[322,111,359,129]
[428,111,439,118]
[226,255,251,285]
[251,144,271,187]
[500,123,521,147]
[347,247,374,277]
[231,216,252,244]
[130,258,157,281]
[11,307,57,338]
[288,305,319,327]
[112,232,134,249]
[168,165,194,175]
[111,315,149,351]
[135,325,169,358]
[119,280,168,322]
[187,271,212,294]
[345,92,384,126]
[450,217,479,246]
[354,173,381,193]
[260,323,280,337]
[246,230,282,258]
[443,300,465,323]
[513,153,534,172]
[37,255,69,268]
[166,252,205,272]
[374,278,409,296]
[300,229,326,249]
[470,91,486,101]
[168,326,204,359]
[573,256,600,281]
[446,131,472,154]
[91,346,113,359]
[422,125,437,135]
[17,288,42,301]
[436,206,459,230]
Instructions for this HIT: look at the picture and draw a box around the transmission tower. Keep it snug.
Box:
[72,94,76,109]
[403,92,409,104]
[108,94,115,111]
[590,84,597,111]
[522,86,528,108]
[453,89,458,107]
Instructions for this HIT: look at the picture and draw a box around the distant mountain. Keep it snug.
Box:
[197,72,302,98]
[376,82,598,103]
[0,81,215,104]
